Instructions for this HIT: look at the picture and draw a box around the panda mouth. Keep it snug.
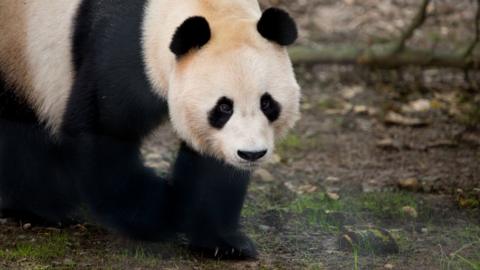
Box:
[237,161,262,170]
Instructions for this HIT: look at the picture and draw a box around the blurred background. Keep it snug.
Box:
[1,1,479,269]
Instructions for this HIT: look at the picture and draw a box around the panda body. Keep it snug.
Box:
[0,0,299,259]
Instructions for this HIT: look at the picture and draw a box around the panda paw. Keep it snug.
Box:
[189,231,258,260]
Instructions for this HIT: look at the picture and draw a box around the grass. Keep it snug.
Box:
[0,233,70,262]
[350,192,418,220]
[287,192,344,231]
[440,240,480,270]
[277,132,325,158]
[282,191,419,231]
[438,225,480,270]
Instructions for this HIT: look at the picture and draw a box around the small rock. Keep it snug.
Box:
[341,85,364,100]
[401,206,418,218]
[384,263,395,269]
[384,111,427,127]
[22,223,32,230]
[258,224,271,232]
[353,105,368,115]
[327,192,340,201]
[297,184,318,194]
[0,218,7,225]
[398,178,419,191]
[325,176,340,183]
[421,228,428,234]
[402,99,431,113]
[254,168,274,182]
[376,138,402,151]
[63,258,74,265]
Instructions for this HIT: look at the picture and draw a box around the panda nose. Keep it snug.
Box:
[237,150,267,162]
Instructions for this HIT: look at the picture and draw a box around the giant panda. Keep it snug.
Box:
[0,0,300,259]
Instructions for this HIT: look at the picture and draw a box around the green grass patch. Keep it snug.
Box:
[285,193,345,232]
[279,191,419,231]
[349,192,418,220]
[277,132,324,158]
[0,233,70,262]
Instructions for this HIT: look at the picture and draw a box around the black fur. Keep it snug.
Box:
[261,93,281,122]
[208,97,234,129]
[257,8,298,46]
[0,79,37,123]
[0,0,255,259]
[172,143,256,259]
[0,76,80,225]
[170,16,211,57]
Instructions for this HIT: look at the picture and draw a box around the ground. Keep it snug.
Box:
[1,0,479,269]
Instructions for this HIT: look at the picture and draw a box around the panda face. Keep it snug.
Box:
[168,42,300,169]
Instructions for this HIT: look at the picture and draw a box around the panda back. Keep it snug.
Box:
[0,0,83,133]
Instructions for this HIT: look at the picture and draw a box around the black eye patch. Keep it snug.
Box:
[208,97,234,129]
[261,93,281,122]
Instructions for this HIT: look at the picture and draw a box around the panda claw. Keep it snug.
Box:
[189,232,258,260]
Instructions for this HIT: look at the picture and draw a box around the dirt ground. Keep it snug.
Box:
[1,0,480,269]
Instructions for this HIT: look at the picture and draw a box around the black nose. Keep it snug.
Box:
[237,150,267,162]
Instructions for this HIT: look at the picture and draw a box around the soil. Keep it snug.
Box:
[1,0,480,269]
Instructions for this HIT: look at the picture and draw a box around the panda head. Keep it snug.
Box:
[168,8,300,170]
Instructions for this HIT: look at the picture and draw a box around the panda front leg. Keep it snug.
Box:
[79,134,176,240]
[171,143,257,260]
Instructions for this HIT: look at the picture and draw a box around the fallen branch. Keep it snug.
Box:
[289,44,480,69]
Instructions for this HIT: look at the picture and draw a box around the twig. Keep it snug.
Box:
[463,0,480,58]
[391,0,432,54]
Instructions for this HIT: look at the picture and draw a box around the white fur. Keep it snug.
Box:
[0,1,82,133]
[24,1,82,133]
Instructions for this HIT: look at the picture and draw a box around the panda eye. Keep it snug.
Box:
[261,98,271,110]
[260,93,281,122]
[209,97,234,129]
[219,102,233,114]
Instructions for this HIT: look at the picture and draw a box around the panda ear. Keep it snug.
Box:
[257,8,298,46]
[169,16,211,57]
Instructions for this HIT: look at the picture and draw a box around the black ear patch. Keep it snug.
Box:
[170,16,211,57]
[257,8,298,46]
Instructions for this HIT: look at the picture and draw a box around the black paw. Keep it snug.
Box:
[189,232,258,260]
